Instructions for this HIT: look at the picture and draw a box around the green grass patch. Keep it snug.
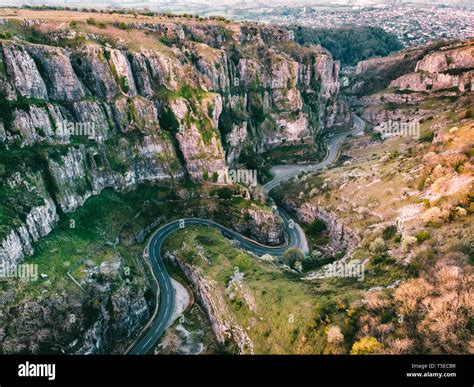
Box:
[164,226,406,354]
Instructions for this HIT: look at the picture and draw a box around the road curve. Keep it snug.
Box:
[263,115,365,194]
[128,116,365,354]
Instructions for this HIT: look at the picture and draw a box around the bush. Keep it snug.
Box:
[283,248,305,269]
[217,187,233,200]
[370,237,386,253]
[382,225,397,240]
[418,130,435,143]
[0,31,12,39]
[350,337,382,355]
[394,266,472,353]
[86,17,96,25]
[415,230,431,243]
[423,206,449,225]
[307,219,327,235]
[327,325,344,345]
[401,236,417,252]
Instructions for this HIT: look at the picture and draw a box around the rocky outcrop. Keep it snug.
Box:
[192,43,230,92]
[294,203,360,257]
[415,46,474,73]
[354,40,473,126]
[390,69,473,93]
[226,121,248,166]
[0,173,59,270]
[356,52,410,76]
[71,45,120,101]
[170,94,226,182]
[167,253,254,354]
[351,45,430,95]
[0,15,352,355]
[356,42,474,94]
[230,204,285,246]
[0,282,150,354]
[48,135,182,213]
[1,41,47,99]
[26,44,86,102]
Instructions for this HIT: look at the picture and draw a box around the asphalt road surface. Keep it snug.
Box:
[128,116,365,354]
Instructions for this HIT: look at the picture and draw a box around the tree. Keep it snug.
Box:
[307,219,327,235]
[283,248,305,269]
[394,278,433,315]
[327,325,344,345]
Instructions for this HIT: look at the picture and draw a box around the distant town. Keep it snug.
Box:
[244,3,474,47]
[1,1,472,47]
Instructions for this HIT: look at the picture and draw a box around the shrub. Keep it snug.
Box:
[327,326,344,345]
[382,225,397,240]
[351,337,382,355]
[415,230,431,243]
[401,235,417,252]
[385,338,414,354]
[418,130,435,143]
[283,248,305,269]
[307,219,327,235]
[394,278,433,315]
[370,237,386,253]
[394,265,472,353]
[118,76,129,93]
[86,17,96,25]
[423,206,448,225]
[217,187,233,200]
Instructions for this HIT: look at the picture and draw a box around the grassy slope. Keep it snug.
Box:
[164,225,409,354]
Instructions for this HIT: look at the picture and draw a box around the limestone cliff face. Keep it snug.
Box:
[351,40,473,126]
[0,17,349,281]
[1,42,47,99]
[415,45,474,73]
[169,93,226,182]
[226,202,285,246]
[390,45,474,93]
[0,172,59,269]
[294,203,360,258]
[230,45,351,155]
[167,252,254,354]
[26,44,86,102]
[0,268,150,354]
[351,45,430,95]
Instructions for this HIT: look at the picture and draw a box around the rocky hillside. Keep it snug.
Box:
[350,39,473,96]
[348,39,473,128]
[273,39,473,354]
[0,9,352,355]
[0,10,351,273]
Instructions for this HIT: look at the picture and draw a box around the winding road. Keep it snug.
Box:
[128,115,365,354]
